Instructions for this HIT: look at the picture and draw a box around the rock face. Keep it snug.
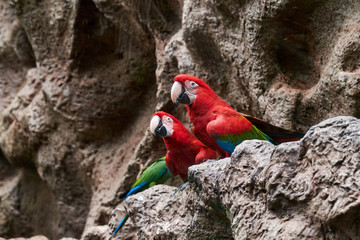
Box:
[0,0,359,239]
[118,116,360,239]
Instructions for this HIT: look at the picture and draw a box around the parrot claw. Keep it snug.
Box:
[170,182,189,198]
[179,182,189,191]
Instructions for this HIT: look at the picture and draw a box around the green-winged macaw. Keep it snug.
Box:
[150,111,218,182]
[112,157,171,237]
[171,74,304,157]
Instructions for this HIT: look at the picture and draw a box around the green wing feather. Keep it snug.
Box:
[222,125,271,145]
[120,157,171,199]
[132,156,171,188]
[207,109,273,154]
[115,157,171,236]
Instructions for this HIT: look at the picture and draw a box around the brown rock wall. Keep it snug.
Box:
[0,0,359,239]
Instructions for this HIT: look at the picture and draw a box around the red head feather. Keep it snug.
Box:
[152,111,217,181]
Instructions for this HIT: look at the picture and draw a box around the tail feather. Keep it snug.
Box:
[112,215,129,237]
[244,114,304,144]
[266,131,304,144]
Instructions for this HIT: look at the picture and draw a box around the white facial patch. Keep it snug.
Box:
[184,80,198,104]
[162,115,174,137]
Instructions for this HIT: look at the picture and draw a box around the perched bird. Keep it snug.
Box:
[171,74,304,157]
[112,157,171,237]
[150,111,218,182]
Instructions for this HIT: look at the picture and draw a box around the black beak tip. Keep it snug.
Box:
[156,125,167,138]
[153,120,167,138]
[177,86,191,105]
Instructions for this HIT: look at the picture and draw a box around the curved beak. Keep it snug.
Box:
[150,116,167,138]
[171,81,191,105]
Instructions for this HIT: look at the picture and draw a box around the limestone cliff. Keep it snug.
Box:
[0,0,359,239]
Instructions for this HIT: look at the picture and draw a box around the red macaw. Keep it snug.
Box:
[170,74,304,158]
[150,111,218,182]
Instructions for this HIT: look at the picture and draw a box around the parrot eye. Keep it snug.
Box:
[190,81,198,88]
[166,117,172,122]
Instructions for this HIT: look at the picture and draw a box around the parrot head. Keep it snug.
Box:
[150,111,182,138]
[171,74,213,106]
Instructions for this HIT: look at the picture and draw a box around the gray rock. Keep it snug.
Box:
[119,116,360,239]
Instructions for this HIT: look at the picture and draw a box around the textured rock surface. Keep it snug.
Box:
[120,116,360,239]
[0,0,359,239]
[0,236,49,240]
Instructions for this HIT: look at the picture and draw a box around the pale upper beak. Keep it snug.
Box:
[171,81,191,105]
[171,81,182,104]
[150,115,167,138]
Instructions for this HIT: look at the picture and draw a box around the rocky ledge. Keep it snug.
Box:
[109,116,360,239]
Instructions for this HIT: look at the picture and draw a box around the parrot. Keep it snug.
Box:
[170,74,304,157]
[112,157,171,237]
[150,111,218,182]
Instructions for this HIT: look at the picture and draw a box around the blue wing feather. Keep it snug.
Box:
[123,181,150,199]
[216,139,237,154]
